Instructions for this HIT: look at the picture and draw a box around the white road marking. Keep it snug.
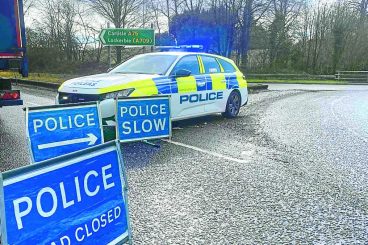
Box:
[241,150,255,156]
[162,139,248,163]
[26,101,41,106]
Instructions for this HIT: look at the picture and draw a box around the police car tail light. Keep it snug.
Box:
[104,88,135,99]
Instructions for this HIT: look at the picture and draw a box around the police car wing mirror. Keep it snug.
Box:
[174,69,191,77]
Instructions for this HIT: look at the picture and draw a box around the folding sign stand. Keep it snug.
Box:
[141,139,162,148]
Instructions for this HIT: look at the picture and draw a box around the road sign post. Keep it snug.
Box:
[116,96,171,143]
[0,141,131,245]
[26,102,103,163]
[99,28,155,46]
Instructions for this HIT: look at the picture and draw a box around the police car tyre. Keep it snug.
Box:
[222,90,241,118]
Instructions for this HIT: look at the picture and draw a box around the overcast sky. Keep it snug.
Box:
[24,0,337,31]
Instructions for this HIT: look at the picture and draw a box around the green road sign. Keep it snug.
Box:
[99,28,155,46]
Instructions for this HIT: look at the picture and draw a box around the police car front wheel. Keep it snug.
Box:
[222,90,241,118]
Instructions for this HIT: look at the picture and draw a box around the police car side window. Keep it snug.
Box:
[201,56,221,74]
[172,56,200,75]
[218,59,236,73]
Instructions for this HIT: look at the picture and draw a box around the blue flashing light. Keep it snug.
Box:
[156,45,204,52]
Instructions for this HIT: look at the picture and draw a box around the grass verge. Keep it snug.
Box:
[247,79,348,84]
[0,71,75,84]
[1,71,348,85]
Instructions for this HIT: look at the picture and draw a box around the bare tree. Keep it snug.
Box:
[23,0,38,15]
[238,0,271,67]
[155,0,184,32]
[182,0,204,12]
[88,0,142,63]
[267,0,305,68]
[75,6,101,62]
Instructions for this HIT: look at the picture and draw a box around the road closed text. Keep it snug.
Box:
[51,205,122,245]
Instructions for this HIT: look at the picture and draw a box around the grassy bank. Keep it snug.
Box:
[0,71,75,84]
[247,78,347,85]
[1,71,347,85]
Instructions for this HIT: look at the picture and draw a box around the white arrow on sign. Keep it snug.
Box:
[37,133,98,150]
[99,29,106,44]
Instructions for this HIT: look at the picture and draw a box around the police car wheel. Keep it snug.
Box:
[222,90,241,118]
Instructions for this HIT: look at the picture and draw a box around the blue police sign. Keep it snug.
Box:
[26,103,103,162]
[116,96,171,142]
[0,141,131,245]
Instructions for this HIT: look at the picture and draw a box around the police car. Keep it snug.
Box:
[57,52,248,125]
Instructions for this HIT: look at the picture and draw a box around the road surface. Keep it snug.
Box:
[0,84,367,243]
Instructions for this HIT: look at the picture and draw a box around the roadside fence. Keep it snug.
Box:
[335,71,368,83]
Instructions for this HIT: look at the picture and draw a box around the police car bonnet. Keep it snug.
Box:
[62,73,160,89]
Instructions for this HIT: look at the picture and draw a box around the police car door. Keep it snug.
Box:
[170,55,205,119]
[200,55,227,113]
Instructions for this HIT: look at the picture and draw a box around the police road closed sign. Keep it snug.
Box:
[0,141,131,245]
[26,103,103,162]
[116,96,171,142]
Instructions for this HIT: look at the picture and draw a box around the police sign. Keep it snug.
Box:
[26,103,103,162]
[0,141,131,245]
[116,96,171,142]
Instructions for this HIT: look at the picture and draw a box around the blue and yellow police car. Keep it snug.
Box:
[57,52,248,125]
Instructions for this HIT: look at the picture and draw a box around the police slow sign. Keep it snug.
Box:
[0,141,131,245]
[116,96,171,142]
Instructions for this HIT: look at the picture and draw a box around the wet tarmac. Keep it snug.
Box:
[1,84,368,243]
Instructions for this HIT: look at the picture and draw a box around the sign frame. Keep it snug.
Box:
[0,140,132,245]
[99,28,155,47]
[25,102,104,163]
[115,95,172,143]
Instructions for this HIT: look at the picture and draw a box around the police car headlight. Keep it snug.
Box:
[103,88,135,99]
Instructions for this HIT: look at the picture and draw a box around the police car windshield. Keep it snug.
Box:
[111,54,178,75]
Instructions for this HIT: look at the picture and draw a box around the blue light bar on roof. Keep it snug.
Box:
[155,45,204,52]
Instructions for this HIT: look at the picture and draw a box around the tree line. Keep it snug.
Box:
[24,0,368,74]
